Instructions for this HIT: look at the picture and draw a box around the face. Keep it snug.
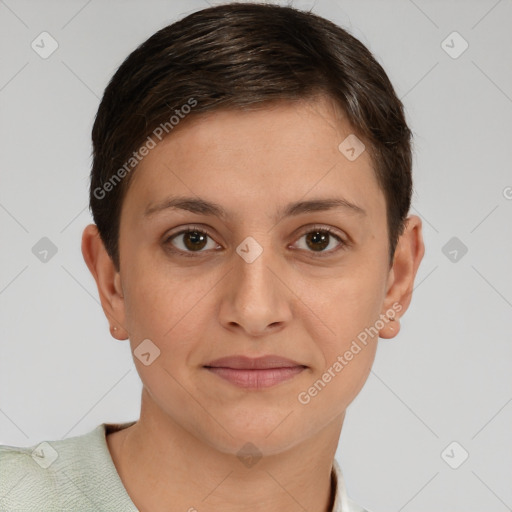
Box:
[109,97,401,455]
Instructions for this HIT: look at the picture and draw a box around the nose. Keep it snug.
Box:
[218,237,293,337]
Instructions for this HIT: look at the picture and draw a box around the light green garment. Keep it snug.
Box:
[0,421,370,512]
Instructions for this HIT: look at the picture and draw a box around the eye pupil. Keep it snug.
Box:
[184,231,208,251]
[305,231,330,251]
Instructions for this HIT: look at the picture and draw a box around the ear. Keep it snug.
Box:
[81,224,129,340]
[379,215,425,339]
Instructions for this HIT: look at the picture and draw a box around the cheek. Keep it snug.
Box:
[122,262,218,354]
[318,264,386,331]
[121,277,169,340]
[295,336,377,427]
[300,287,380,417]
[308,261,386,379]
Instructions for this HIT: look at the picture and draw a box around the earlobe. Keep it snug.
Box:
[81,224,129,340]
[378,215,425,340]
[379,316,401,339]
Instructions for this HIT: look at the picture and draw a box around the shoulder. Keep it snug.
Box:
[0,424,116,511]
[0,440,62,509]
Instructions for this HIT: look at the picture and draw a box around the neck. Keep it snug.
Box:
[107,388,345,512]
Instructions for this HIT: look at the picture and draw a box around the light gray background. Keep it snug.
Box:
[1,1,511,511]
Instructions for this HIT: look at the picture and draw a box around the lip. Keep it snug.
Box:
[204,355,305,370]
[204,355,307,389]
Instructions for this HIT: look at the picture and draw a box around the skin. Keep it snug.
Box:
[82,95,424,512]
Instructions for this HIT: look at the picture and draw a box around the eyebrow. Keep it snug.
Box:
[143,195,366,221]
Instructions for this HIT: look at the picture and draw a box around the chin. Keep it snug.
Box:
[201,415,307,459]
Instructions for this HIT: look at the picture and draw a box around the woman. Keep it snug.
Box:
[0,3,424,511]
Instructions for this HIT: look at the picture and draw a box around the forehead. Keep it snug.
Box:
[122,97,384,225]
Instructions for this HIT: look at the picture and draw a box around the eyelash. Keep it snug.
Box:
[163,224,348,258]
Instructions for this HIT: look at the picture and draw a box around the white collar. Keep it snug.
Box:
[331,457,369,512]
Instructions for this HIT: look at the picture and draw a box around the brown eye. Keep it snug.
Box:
[165,227,218,255]
[305,231,330,251]
[181,230,208,251]
[294,227,346,255]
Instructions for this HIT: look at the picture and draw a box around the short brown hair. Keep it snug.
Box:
[89,2,413,271]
